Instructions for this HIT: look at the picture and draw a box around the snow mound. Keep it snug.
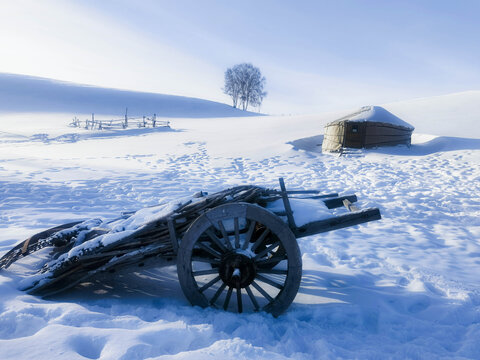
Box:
[0,73,258,118]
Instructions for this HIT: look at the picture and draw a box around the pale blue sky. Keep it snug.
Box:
[0,0,478,114]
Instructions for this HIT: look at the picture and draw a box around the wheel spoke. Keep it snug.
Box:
[210,282,227,305]
[251,281,274,302]
[206,229,228,253]
[256,254,287,265]
[236,285,243,313]
[192,256,220,265]
[245,285,259,311]
[193,269,219,276]
[256,274,284,290]
[251,228,270,252]
[254,240,281,260]
[242,220,256,250]
[218,221,233,250]
[196,241,222,259]
[257,269,288,275]
[223,286,233,310]
[234,217,240,249]
[198,275,221,293]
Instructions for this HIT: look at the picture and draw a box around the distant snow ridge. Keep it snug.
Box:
[0,73,259,118]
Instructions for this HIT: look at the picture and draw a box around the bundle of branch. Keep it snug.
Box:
[1,185,269,296]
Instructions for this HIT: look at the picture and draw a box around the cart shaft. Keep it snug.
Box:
[293,208,381,239]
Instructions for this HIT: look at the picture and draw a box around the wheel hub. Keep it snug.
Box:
[219,251,256,288]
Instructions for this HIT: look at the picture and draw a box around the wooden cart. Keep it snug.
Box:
[0,178,381,316]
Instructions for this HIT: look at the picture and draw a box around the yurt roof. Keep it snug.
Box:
[329,106,414,130]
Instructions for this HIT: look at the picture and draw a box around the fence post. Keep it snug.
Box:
[124,108,128,129]
[153,114,156,127]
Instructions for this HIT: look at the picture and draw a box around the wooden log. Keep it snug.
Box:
[294,208,381,238]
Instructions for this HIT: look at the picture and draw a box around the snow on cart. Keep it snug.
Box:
[0,178,381,316]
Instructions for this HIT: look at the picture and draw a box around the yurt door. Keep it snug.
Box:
[344,122,366,148]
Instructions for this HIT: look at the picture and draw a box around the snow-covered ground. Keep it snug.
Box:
[0,87,479,359]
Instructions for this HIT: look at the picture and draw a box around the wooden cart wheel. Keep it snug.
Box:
[177,203,302,317]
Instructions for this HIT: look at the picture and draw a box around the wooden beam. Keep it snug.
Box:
[323,195,357,209]
[294,208,381,239]
[278,178,297,229]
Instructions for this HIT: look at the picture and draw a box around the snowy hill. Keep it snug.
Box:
[0,90,479,359]
[0,73,257,117]
[383,91,480,138]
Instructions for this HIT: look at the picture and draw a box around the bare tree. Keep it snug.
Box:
[223,67,241,108]
[223,63,266,111]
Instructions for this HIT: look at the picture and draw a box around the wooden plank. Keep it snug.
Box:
[294,208,381,238]
[364,134,412,144]
[364,138,412,148]
[323,195,357,209]
[365,125,413,136]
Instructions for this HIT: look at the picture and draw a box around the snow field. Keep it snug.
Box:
[0,97,480,358]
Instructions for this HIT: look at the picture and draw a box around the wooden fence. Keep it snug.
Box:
[70,113,170,130]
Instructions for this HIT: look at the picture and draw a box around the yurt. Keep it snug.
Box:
[322,106,414,153]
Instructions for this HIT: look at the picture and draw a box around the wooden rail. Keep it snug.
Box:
[70,113,170,130]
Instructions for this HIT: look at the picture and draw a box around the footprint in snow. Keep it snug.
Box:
[69,335,107,360]
[407,296,431,314]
